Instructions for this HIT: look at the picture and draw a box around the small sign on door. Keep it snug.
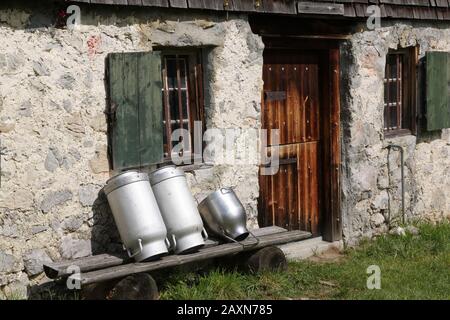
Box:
[265,91,287,101]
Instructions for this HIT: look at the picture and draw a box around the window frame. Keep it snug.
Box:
[383,46,418,137]
[159,49,205,165]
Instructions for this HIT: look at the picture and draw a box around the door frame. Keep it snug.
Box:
[259,38,342,242]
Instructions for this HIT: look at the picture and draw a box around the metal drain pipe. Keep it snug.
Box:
[386,144,405,224]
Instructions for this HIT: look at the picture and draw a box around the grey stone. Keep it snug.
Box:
[0,220,19,238]
[61,216,83,232]
[371,213,385,227]
[371,191,389,211]
[49,147,64,165]
[0,53,25,74]
[377,175,390,189]
[23,249,52,276]
[31,225,47,235]
[61,156,73,170]
[83,140,94,148]
[62,99,73,113]
[18,100,33,117]
[59,236,92,259]
[1,273,29,299]
[11,189,34,209]
[0,251,17,273]
[89,145,109,174]
[89,113,107,133]
[156,21,176,33]
[431,190,446,210]
[359,190,372,200]
[32,59,49,76]
[66,113,85,135]
[79,184,99,207]
[58,73,75,90]
[84,71,93,88]
[351,164,378,193]
[39,190,73,213]
[44,149,59,172]
[0,117,15,133]
[405,225,420,236]
[193,20,216,29]
[68,148,81,161]
[389,226,406,236]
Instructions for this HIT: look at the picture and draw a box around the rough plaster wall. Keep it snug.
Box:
[341,23,450,244]
[0,4,263,297]
[186,19,264,230]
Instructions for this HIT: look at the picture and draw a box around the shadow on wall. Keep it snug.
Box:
[90,189,123,255]
[27,191,122,300]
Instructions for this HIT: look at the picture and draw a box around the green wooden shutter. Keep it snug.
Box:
[426,51,450,131]
[107,52,163,170]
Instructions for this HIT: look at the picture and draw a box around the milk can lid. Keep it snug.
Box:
[103,170,149,195]
[149,165,185,186]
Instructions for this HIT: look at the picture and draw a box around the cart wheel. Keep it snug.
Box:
[108,273,159,300]
[82,280,117,300]
[244,246,288,273]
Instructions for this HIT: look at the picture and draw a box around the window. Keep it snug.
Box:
[161,51,205,163]
[383,47,417,136]
[106,50,205,172]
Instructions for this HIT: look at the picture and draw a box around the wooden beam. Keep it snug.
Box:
[169,0,187,8]
[43,253,129,279]
[80,230,311,285]
[141,0,169,7]
[43,226,288,279]
[322,48,342,242]
[297,1,345,16]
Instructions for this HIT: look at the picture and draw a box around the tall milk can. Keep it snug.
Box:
[104,171,169,262]
[149,166,207,254]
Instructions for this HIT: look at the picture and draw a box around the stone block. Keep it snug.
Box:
[23,249,52,276]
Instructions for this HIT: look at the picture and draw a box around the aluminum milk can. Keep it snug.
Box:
[104,171,169,262]
[198,187,249,241]
[149,166,207,254]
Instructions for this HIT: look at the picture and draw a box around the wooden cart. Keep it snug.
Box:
[43,227,310,299]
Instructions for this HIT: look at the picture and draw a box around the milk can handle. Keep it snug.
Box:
[126,238,143,258]
[170,234,177,251]
[164,237,171,250]
[220,187,232,194]
[201,227,208,240]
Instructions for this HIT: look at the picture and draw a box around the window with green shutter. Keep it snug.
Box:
[107,51,164,171]
[383,47,418,137]
[426,51,450,131]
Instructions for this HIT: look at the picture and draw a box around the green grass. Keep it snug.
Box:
[160,221,450,300]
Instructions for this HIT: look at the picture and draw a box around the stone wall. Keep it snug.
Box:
[0,3,263,297]
[1,1,450,298]
[341,23,450,244]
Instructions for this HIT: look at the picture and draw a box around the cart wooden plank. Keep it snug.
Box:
[43,226,289,279]
[79,230,311,285]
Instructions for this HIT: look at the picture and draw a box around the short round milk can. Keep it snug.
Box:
[104,171,169,262]
[149,166,207,254]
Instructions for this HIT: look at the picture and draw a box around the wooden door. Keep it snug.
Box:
[258,50,323,236]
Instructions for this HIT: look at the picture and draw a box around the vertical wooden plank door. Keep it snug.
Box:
[258,50,322,236]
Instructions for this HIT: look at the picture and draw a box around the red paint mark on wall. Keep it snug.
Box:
[87,35,102,58]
